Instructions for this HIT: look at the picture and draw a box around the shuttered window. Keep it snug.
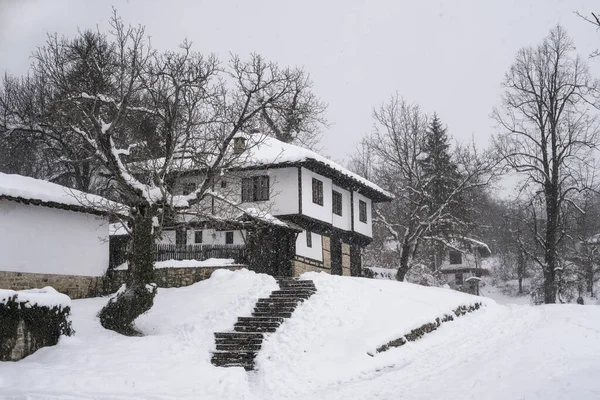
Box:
[449,251,462,265]
[241,176,269,202]
[332,190,343,216]
[312,178,323,206]
[359,200,367,223]
[306,231,312,248]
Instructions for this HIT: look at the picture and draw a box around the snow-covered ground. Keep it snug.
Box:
[2,270,600,400]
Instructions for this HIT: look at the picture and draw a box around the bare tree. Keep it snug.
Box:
[362,95,494,281]
[0,11,326,334]
[493,25,600,304]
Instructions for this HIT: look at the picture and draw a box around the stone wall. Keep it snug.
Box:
[293,236,353,277]
[342,243,351,276]
[0,266,245,299]
[105,265,244,292]
[0,271,105,299]
[292,258,330,276]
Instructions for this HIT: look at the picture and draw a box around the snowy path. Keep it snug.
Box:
[2,272,600,400]
[278,304,600,400]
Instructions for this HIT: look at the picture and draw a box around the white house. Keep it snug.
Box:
[0,173,120,298]
[162,133,393,277]
[439,239,491,294]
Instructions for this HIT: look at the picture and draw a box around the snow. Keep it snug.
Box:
[243,135,392,199]
[0,172,124,213]
[109,222,128,236]
[114,258,239,270]
[241,207,291,228]
[0,286,71,308]
[2,270,600,400]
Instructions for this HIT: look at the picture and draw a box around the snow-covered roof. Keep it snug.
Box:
[240,135,393,201]
[0,173,125,216]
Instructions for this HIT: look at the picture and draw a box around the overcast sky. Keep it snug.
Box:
[1,0,599,166]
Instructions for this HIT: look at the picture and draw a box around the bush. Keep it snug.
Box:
[98,283,157,336]
[0,292,73,361]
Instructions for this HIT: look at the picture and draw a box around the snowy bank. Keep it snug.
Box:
[114,258,239,270]
[0,286,71,308]
[2,270,600,399]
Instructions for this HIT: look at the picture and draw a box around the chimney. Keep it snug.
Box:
[233,136,247,155]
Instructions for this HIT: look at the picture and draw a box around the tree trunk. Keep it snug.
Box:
[543,180,559,304]
[517,252,525,295]
[128,209,156,285]
[396,242,411,281]
[99,204,158,335]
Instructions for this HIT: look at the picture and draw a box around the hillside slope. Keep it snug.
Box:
[1,270,599,400]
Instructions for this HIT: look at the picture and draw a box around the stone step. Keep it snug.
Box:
[252,311,292,318]
[211,351,257,360]
[234,320,281,328]
[254,306,296,314]
[214,332,263,340]
[257,298,300,305]
[216,343,262,352]
[215,337,263,346]
[212,361,254,371]
[234,324,277,333]
[269,293,312,300]
[272,289,316,294]
[238,316,284,323]
[278,281,316,287]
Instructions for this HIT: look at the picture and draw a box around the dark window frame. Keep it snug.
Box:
[358,199,367,223]
[306,231,312,248]
[225,231,234,244]
[241,175,270,202]
[455,272,464,285]
[449,250,463,265]
[332,190,343,216]
[312,178,323,206]
[182,182,196,196]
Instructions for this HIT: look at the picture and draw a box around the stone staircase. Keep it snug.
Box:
[211,277,317,370]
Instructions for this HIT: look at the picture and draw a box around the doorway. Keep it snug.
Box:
[330,235,343,275]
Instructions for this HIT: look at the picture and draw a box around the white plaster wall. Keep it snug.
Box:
[237,167,299,216]
[0,200,109,276]
[352,192,373,237]
[296,230,323,261]
[331,184,352,231]
[301,167,333,223]
[440,252,479,270]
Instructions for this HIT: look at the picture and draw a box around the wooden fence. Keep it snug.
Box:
[155,243,247,264]
[109,239,247,268]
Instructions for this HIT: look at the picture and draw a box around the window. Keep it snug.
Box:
[225,231,234,244]
[359,200,367,223]
[182,182,196,195]
[176,229,187,246]
[241,175,269,202]
[306,231,312,248]
[220,180,227,188]
[194,231,203,244]
[312,178,323,206]
[449,251,463,265]
[332,190,343,216]
[455,272,464,285]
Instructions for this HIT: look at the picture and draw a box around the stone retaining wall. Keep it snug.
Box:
[0,271,105,299]
[0,266,245,299]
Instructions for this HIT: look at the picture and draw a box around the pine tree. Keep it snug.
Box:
[420,113,461,236]
[419,114,467,270]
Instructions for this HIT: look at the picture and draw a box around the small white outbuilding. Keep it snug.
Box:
[0,173,121,298]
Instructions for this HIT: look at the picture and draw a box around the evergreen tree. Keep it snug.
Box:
[420,113,462,237]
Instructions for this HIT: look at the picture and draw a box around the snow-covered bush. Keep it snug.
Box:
[0,288,73,361]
